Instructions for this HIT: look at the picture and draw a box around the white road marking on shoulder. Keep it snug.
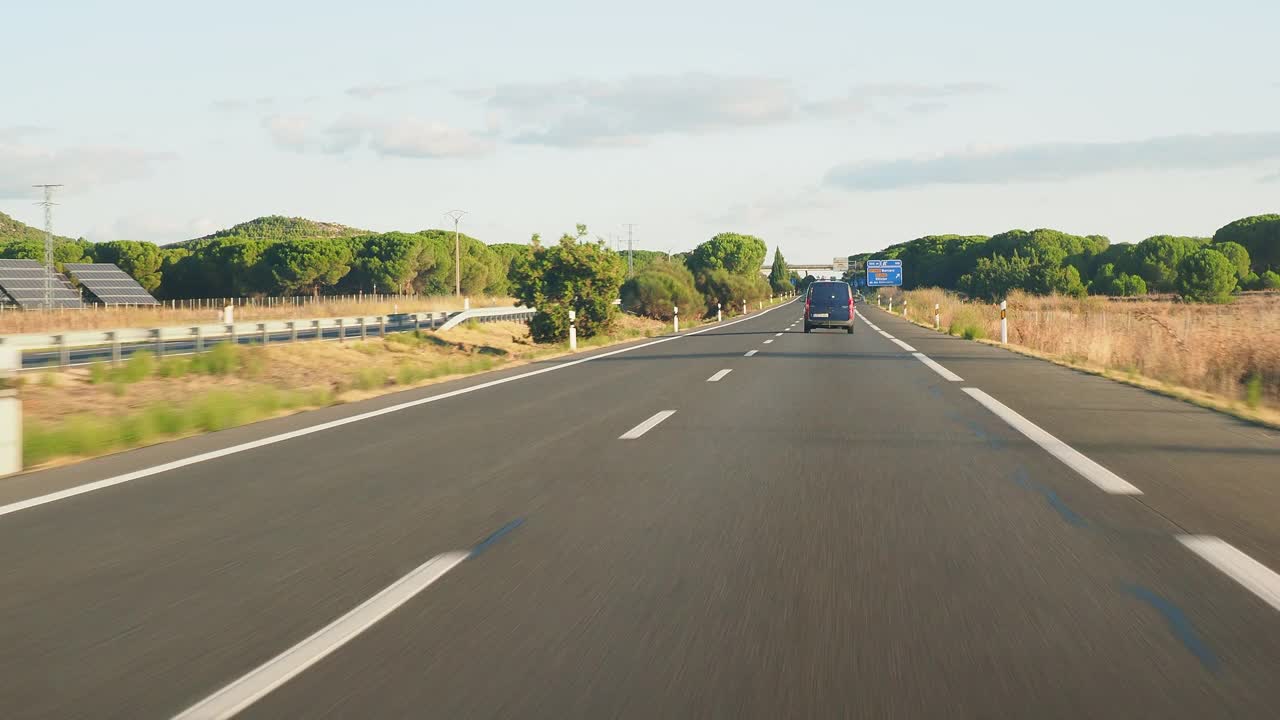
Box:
[1179,536,1280,612]
[962,388,1142,495]
[706,369,733,382]
[914,353,962,381]
[763,339,774,344]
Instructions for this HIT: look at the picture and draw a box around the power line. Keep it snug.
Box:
[33,184,63,310]
[622,223,637,276]
[444,210,468,296]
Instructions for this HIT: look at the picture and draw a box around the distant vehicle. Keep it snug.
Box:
[804,280,855,334]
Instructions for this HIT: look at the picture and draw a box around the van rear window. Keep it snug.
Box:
[809,283,851,302]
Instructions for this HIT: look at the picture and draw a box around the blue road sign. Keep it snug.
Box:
[866,259,903,287]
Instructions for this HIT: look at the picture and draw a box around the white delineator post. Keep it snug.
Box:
[902,301,907,318]
[223,304,234,325]
[464,297,471,311]
[717,302,722,323]
[1000,300,1008,344]
[0,346,20,476]
[568,310,577,351]
[673,306,679,333]
[888,297,893,313]
[934,303,940,330]
[742,299,747,315]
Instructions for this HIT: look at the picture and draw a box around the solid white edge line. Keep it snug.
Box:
[619,410,677,439]
[744,350,758,357]
[891,339,917,352]
[706,369,733,382]
[913,353,963,382]
[878,331,894,339]
[171,551,469,720]
[1,302,796,518]
[1178,536,1280,613]
[962,388,1142,495]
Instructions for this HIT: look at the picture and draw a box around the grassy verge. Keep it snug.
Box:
[16,313,678,470]
[870,297,1280,430]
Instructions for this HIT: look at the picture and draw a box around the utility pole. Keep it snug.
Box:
[33,184,63,310]
[622,223,637,276]
[445,210,468,296]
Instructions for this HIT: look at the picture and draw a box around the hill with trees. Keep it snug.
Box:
[849,213,1280,302]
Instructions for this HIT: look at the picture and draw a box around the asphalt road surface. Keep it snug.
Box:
[2,298,1279,719]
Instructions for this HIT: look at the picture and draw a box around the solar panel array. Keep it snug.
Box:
[0,259,85,309]
[64,263,160,306]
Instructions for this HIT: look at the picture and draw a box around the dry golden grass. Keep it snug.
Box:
[0,295,517,335]
[892,288,1280,415]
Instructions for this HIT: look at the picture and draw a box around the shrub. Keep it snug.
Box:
[1176,248,1238,303]
[120,350,155,383]
[620,261,700,320]
[351,367,386,391]
[1245,372,1263,409]
[191,342,239,375]
[156,357,190,379]
[1261,270,1280,290]
[511,226,625,342]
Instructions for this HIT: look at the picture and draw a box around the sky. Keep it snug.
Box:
[3,0,1279,261]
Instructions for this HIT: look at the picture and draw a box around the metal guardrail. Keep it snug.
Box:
[0,306,537,370]
[437,306,536,331]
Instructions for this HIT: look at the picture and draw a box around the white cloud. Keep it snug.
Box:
[0,136,172,199]
[345,82,411,100]
[482,73,797,147]
[1261,170,1280,184]
[263,114,491,158]
[805,82,998,119]
[825,132,1280,190]
[367,119,493,158]
[85,214,220,243]
[262,114,316,152]
[212,97,276,112]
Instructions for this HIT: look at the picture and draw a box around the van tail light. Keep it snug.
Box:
[849,296,855,316]
[805,297,811,315]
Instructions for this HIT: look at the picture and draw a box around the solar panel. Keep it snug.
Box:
[0,259,85,309]
[64,263,160,306]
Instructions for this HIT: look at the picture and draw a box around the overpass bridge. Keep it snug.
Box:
[760,262,848,280]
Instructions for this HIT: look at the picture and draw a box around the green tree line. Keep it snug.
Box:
[849,214,1280,303]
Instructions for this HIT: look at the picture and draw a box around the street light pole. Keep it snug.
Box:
[445,210,468,297]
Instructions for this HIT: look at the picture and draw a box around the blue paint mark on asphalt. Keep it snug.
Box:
[1122,583,1221,673]
[1014,469,1088,527]
[470,517,526,558]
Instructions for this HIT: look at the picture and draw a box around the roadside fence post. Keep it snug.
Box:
[338,318,346,343]
[289,321,298,343]
[0,352,19,473]
[934,303,940,330]
[568,310,577,351]
[1000,300,1008,344]
[359,317,368,341]
[154,328,164,358]
[260,323,269,346]
[379,315,386,338]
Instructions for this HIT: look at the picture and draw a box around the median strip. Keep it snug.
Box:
[619,410,677,440]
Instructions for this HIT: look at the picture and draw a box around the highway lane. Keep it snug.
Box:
[2,299,1280,718]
